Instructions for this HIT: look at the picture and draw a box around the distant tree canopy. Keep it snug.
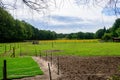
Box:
[95,27,106,39]
[0,7,57,42]
[64,18,120,41]
[56,32,94,40]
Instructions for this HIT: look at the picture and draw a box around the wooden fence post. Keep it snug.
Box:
[3,60,7,80]
[48,63,52,80]
[13,47,15,57]
[57,56,60,75]
[51,52,53,66]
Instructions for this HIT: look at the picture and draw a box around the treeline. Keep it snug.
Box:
[57,32,94,39]
[58,18,120,41]
[1,7,120,42]
[0,7,57,42]
[95,18,120,41]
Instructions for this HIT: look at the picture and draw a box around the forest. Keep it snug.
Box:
[0,7,120,42]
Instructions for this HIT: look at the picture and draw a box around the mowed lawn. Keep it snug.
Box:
[1,39,120,56]
[0,57,43,79]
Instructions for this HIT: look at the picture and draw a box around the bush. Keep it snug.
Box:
[102,33,112,41]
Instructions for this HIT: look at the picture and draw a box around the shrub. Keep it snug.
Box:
[102,33,112,41]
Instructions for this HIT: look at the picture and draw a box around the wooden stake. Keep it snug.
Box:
[57,56,60,75]
[51,52,53,66]
[3,60,7,80]
[48,63,52,80]
[13,47,15,57]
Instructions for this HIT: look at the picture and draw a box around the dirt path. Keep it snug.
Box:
[14,57,61,80]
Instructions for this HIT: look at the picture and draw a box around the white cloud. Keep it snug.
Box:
[4,0,120,33]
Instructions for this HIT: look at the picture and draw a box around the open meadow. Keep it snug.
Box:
[1,39,120,57]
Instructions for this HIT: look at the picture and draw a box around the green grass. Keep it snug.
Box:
[0,57,43,79]
[57,42,120,56]
[0,43,18,55]
[1,40,120,56]
[16,41,120,56]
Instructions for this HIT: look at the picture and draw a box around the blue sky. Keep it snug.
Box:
[7,0,120,33]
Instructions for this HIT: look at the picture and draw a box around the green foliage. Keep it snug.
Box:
[77,32,85,39]
[116,28,120,37]
[100,18,120,41]
[0,57,43,79]
[0,7,15,42]
[107,18,120,38]
[0,7,57,42]
[102,33,112,41]
[95,28,106,39]
[66,32,94,39]
[112,18,120,32]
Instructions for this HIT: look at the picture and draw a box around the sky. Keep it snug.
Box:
[6,0,120,33]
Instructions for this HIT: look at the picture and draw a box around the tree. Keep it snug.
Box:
[105,18,120,38]
[84,32,94,39]
[0,7,59,42]
[66,33,73,39]
[95,28,106,39]
[112,18,120,32]
[116,28,120,37]
[102,33,112,41]
[0,7,15,42]
[77,32,85,39]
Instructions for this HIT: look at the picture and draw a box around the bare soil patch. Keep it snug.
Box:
[46,56,120,80]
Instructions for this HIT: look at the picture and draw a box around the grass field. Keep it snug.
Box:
[1,39,120,56]
[0,57,43,79]
[18,40,120,56]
